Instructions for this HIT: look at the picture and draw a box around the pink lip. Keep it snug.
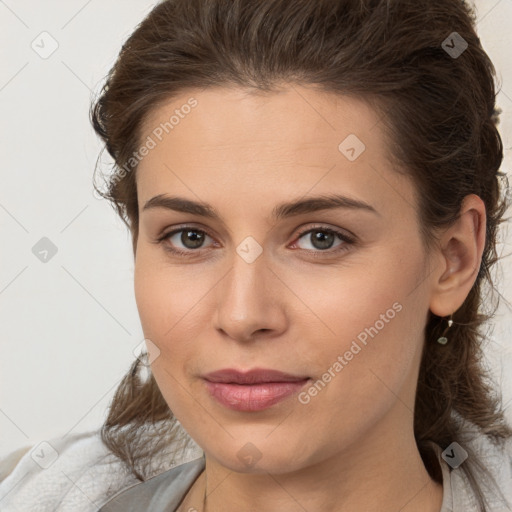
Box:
[202,368,310,411]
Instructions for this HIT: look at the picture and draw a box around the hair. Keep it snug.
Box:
[90,0,512,509]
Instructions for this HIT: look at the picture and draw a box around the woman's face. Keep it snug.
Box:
[134,85,436,473]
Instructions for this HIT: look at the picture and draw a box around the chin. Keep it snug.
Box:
[203,441,313,475]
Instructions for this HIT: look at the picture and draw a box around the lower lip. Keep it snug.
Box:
[204,379,310,412]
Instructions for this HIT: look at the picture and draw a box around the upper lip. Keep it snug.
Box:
[203,368,310,384]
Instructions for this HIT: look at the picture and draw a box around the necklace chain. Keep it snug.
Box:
[202,468,207,512]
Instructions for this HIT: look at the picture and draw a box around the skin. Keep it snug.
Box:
[133,84,486,512]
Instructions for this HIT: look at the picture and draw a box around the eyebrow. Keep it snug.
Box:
[142,193,380,221]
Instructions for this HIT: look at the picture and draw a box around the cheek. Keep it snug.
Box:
[291,249,426,437]
[283,243,422,352]
[133,259,203,423]
[134,260,166,340]
[133,254,215,393]
[134,252,206,342]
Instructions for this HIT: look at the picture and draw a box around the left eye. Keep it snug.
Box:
[293,227,352,251]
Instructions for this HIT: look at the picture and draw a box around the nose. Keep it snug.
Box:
[213,247,288,344]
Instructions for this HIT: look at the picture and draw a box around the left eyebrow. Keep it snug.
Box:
[272,194,381,219]
[142,193,381,221]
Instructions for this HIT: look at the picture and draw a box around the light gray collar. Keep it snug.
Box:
[98,456,205,511]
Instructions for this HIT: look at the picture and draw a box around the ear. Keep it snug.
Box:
[428,194,486,317]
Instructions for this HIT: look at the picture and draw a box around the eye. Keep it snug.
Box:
[156,226,215,256]
[291,226,354,254]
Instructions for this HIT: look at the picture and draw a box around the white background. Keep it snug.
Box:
[0,0,511,457]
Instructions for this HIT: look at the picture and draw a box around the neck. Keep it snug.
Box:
[179,405,444,512]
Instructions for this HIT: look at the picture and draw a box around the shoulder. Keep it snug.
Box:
[98,457,205,511]
[433,418,512,511]
[0,427,203,512]
[461,426,512,508]
[0,444,32,483]
[0,430,137,512]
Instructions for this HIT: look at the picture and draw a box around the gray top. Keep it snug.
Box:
[98,456,206,511]
[97,441,512,512]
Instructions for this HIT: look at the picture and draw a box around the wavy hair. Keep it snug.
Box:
[90,0,512,509]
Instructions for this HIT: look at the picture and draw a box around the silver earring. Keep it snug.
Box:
[437,315,454,345]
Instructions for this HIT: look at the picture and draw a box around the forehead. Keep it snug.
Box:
[140,85,385,152]
[136,85,415,219]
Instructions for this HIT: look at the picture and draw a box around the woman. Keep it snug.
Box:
[1,0,511,510]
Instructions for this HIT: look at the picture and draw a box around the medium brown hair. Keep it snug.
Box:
[90,0,512,509]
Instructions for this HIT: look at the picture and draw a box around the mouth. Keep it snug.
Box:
[202,368,311,411]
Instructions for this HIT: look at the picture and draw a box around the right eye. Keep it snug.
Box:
[156,226,216,256]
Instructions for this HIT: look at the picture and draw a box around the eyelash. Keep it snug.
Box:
[154,224,356,258]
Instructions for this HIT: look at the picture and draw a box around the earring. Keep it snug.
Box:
[437,315,454,345]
